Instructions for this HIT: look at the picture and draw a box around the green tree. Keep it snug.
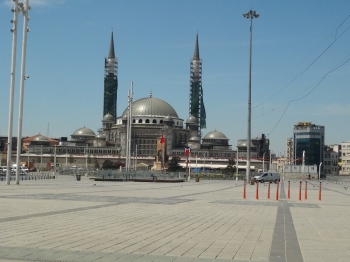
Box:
[68,155,75,166]
[93,157,100,168]
[167,157,182,172]
[102,160,114,169]
[50,155,54,163]
[87,154,92,168]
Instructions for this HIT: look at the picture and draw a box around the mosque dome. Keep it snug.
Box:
[203,130,228,140]
[102,113,114,122]
[237,140,256,148]
[185,115,198,125]
[189,136,200,142]
[71,127,96,137]
[163,115,173,122]
[33,134,48,142]
[95,134,106,140]
[122,97,178,118]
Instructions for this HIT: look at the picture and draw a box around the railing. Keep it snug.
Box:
[0,172,56,181]
[94,170,186,181]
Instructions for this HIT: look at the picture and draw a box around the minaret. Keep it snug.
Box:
[189,32,206,134]
[103,32,118,122]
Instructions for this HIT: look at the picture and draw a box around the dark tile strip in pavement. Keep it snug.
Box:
[269,181,303,262]
[0,203,119,224]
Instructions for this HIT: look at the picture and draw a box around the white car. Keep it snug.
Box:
[20,166,29,173]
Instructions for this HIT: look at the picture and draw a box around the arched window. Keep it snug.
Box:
[132,119,136,123]
[145,119,150,123]
[152,119,157,123]
[160,120,163,124]
[138,119,142,123]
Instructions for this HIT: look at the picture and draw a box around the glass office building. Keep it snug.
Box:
[293,122,324,171]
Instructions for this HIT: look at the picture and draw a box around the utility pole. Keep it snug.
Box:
[243,9,259,182]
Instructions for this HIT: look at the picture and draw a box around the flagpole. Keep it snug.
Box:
[188,153,191,181]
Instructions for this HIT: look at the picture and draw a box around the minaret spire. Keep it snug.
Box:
[193,31,200,60]
[189,31,206,136]
[108,31,115,58]
[103,31,118,123]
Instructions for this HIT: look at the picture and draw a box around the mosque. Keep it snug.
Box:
[98,32,235,161]
[23,32,272,169]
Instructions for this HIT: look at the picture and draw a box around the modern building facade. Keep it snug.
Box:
[340,141,350,175]
[323,145,339,175]
[286,137,294,164]
[293,122,324,172]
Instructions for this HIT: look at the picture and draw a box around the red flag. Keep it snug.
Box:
[160,134,165,144]
[184,146,191,156]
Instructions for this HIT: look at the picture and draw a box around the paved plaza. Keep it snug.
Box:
[0,175,350,262]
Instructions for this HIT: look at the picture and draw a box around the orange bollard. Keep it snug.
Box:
[276,181,279,201]
[243,181,246,199]
[298,181,302,201]
[318,182,322,201]
[256,181,259,200]
[305,181,308,200]
[288,181,290,199]
[267,182,271,199]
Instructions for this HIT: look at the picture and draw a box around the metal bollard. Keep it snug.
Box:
[276,181,279,201]
[318,182,322,201]
[243,181,246,199]
[305,181,308,200]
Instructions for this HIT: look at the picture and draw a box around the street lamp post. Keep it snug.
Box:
[243,9,259,182]
[319,162,322,180]
[263,152,266,172]
[40,145,43,171]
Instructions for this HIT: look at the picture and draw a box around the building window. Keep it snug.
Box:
[145,119,150,123]
[152,119,157,123]
[138,119,142,123]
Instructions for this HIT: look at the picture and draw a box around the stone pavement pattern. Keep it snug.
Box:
[0,175,349,262]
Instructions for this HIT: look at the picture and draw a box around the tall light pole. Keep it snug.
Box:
[15,0,30,184]
[243,9,259,182]
[6,0,30,185]
[6,0,19,185]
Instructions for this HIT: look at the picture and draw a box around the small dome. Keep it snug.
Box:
[203,130,228,140]
[186,115,198,125]
[122,115,128,120]
[122,97,178,117]
[237,140,256,148]
[189,136,200,142]
[164,115,173,122]
[71,127,96,137]
[95,134,106,139]
[33,135,48,142]
[102,113,114,122]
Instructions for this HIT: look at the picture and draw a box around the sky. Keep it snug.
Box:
[0,0,349,156]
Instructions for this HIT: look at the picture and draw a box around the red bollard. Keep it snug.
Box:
[276,181,279,201]
[298,181,302,201]
[305,181,308,200]
[267,182,271,199]
[318,182,322,201]
[256,181,259,200]
[288,181,290,199]
[243,181,246,199]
